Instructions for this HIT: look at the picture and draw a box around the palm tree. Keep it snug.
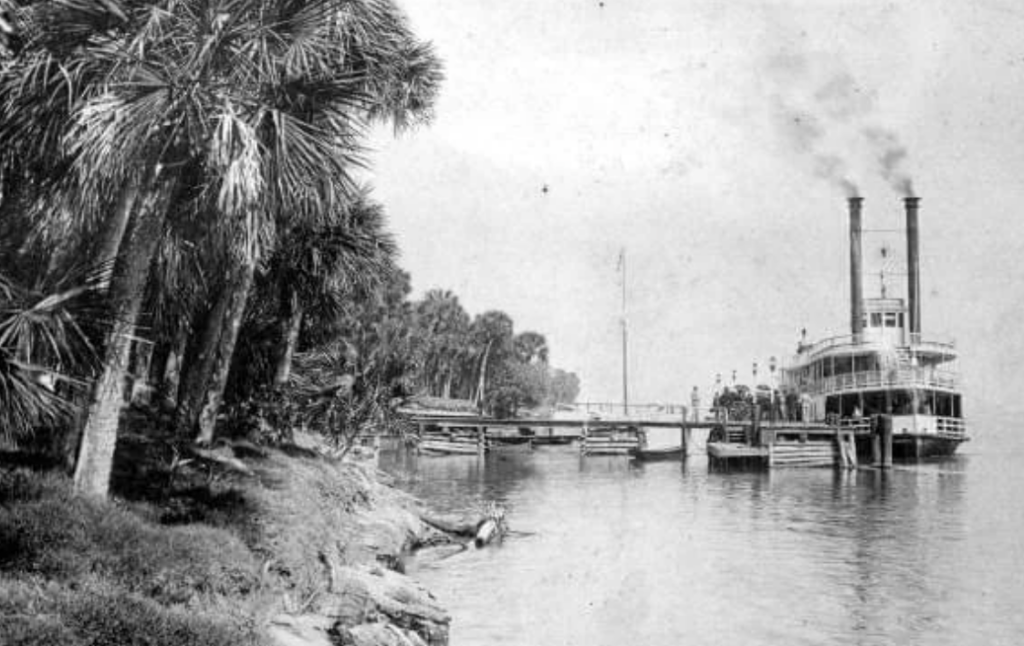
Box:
[513,331,549,365]
[467,310,514,407]
[1,0,441,496]
[413,289,471,398]
[549,368,581,405]
[211,187,398,405]
[269,188,398,387]
[281,266,418,452]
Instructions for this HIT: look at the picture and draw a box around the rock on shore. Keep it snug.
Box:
[252,445,450,646]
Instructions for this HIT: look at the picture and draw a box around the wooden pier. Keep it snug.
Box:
[402,407,895,470]
[403,413,693,457]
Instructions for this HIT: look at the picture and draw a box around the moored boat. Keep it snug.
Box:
[630,445,686,461]
[487,434,535,452]
[629,428,685,461]
[779,196,968,459]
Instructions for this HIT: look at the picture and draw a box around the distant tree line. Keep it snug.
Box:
[408,288,580,418]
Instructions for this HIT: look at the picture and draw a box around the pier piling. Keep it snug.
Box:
[881,422,893,468]
[871,416,893,468]
[680,424,691,459]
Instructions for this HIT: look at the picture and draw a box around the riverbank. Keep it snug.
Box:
[0,431,451,646]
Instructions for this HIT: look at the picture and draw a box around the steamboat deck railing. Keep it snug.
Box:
[836,414,967,440]
[803,367,959,395]
[935,416,968,440]
[797,332,956,360]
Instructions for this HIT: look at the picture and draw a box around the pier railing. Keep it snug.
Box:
[568,402,688,421]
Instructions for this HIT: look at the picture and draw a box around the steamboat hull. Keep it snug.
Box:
[868,434,966,459]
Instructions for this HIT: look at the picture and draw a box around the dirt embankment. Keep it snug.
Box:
[0,434,451,646]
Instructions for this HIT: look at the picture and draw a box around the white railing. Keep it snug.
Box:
[837,416,872,433]
[936,416,967,440]
[796,332,956,361]
[810,368,959,395]
[836,415,966,440]
[797,334,863,358]
[907,332,957,351]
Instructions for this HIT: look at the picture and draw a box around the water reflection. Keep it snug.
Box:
[383,442,1022,646]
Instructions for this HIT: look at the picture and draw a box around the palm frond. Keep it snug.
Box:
[0,354,74,443]
[0,263,109,444]
[0,264,108,373]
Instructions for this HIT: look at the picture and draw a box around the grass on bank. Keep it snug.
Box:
[0,429,406,645]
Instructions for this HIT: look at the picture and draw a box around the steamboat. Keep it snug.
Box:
[779,196,968,458]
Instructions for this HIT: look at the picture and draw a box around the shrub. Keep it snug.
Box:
[0,577,78,646]
[220,387,302,446]
[0,468,68,505]
[0,578,267,646]
[0,469,260,606]
[62,588,266,646]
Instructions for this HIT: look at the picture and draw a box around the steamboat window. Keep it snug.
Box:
[892,390,913,414]
[932,392,962,418]
[884,312,898,327]
[871,313,882,327]
[825,396,840,416]
[835,356,853,375]
[863,392,887,415]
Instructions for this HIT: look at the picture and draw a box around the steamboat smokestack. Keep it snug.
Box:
[905,196,921,334]
[849,197,864,336]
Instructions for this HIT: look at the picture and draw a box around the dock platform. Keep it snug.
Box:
[706,420,864,469]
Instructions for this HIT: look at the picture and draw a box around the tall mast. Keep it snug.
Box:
[620,248,628,415]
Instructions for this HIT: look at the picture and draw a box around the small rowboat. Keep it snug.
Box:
[630,445,685,461]
[488,435,534,451]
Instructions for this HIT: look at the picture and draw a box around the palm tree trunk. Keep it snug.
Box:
[194,255,257,444]
[176,297,226,434]
[148,340,171,391]
[161,324,189,407]
[95,179,140,285]
[127,340,153,404]
[273,291,303,386]
[476,342,492,406]
[73,180,164,497]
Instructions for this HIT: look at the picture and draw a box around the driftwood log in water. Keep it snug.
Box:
[419,506,507,549]
[474,518,499,547]
[418,511,487,537]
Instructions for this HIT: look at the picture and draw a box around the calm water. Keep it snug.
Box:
[381,412,1024,646]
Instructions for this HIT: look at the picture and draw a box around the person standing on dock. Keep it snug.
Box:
[800,392,812,423]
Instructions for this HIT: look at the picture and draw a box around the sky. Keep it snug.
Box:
[368,0,1024,411]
